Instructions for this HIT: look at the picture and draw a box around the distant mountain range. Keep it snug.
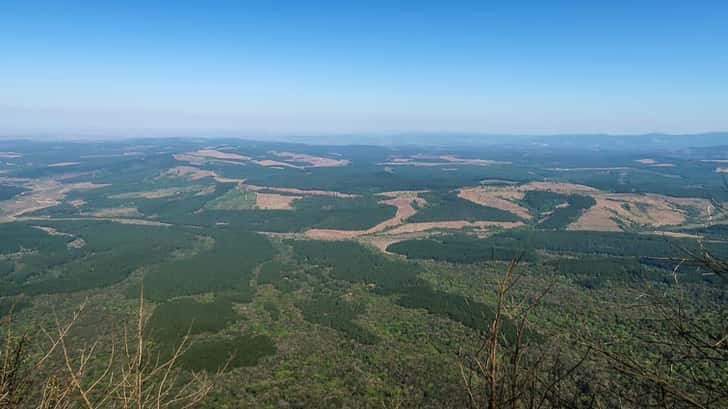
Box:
[273,132,728,151]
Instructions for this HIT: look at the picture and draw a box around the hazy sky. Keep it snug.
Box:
[2,1,727,136]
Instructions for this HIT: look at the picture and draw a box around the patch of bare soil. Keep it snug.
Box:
[253,159,301,168]
[255,193,301,210]
[458,187,531,220]
[301,191,427,239]
[32,226,73,237]
[716,167,728,173]
[32,225,86,248]
[548,167,633,171]
[87,207,139,218]
[0,179,107,221]
[67,238,86,248]
[110,185,207,199]
[568,193,713,231]
[269,151,350,167]
[192,149,251,161]
[87,207,141,218]
[379,154,509,167]
[0,152,22,158]
[244,184,356,198]
[635,159,675,167]
[47,162,81,167]
[643,231,702,239]
[519,181,599,194]
[162,166,219,181]
[385,220,523,234]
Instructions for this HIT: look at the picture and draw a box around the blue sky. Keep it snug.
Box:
[1,1,727,136]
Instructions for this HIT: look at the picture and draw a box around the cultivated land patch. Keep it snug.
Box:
[205,186,257,210]
[269,151,350,167]
[379,154,509,167]
[458,187,531,220]
[0,179,108,221]
[255,192,300,209]
[192,149,251,161]
[244,184,357,198]
[635,158,674,167]
[109,185,208,199]
[385,220,523,234]
[568,193,713,231]
[252,159,301,168]
[163,166,218,180]
[47,161,81,168]
[87,207,142,218]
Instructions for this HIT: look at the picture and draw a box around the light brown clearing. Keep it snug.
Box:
[193,149,251,161]
[716,167,728,173]
[255,193,301,210]
[244,184,357,198]
[162,166,218,181]
[87,207,141,218]
[32,226,73,237]
[635,159,674,167]
[0,179,107,221]
[568,193,713,231]
[173,153,207,166]
[385,220,523,235]
[253,159,301,168]
[643,231,702,239]
[379,154,509,167]
[0,152,21,158]
[302,191,427,239]
[32,225,86,248]
[270,151,350,167]
[481,179,518,185]
[67,238,86,248]
[19,216,170,227]
[48,161,81,167]
[548,167,633,171]
[110,185,206,199]
[458,187,531,220]
[519,181,599,194]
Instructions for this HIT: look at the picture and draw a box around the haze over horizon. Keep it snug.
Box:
[2,1,727,137]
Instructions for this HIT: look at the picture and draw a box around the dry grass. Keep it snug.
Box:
[244,184,356,198]
[255,193,300,210]
[193,149,250,161]
[269,151,350,167]
[0,179,107,221]
[47,162,81,168]
[379,154,509,167]
[110,185,207,199]
[520,181,599,194]
[162,166,218,181]
[386,220,523,234]
[87,207,141,218]
[569,193,713,231]
[253,159,301,169]
[458,187,531,220]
